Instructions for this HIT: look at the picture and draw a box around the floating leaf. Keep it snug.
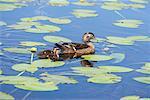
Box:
[98,66,134,73]
[106,36,134,45]
[133,76,150,84]
[0,92,14,100]
[72,1,95,6]
[20,16,50,22]
[15,82,58,91]
[12,63,38,73]
[127,36,149,41]
[129,3,145,9]
[3,47,31,54]
[40,72,78,84]
[32,59,65,68]
[0,50,4,55]
[136,62,150,74]
[0,0,33,3]
[0,21,7,26]
[72,9,98,18]
[129,0,149,4]
[91,37,106,43]
[0,75,39,85]
[110,53,125,63]
[120,95,140,100]
[48,18,71,24]
[72,67,106,77]
[19,41,46,46]
[49,0,70,6]
[87,74,122,84]
[113,19,143,28]
[81,54,113,61]
[43,35,72,43]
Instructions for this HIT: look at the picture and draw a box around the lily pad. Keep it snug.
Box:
[0,21,7,26]
[72,67,106,77]
[12,63,38,73]
[129,0,149,4]
[127,36,149,41]
[40,72,78,84]
[3,47,31,54]
[72,9,98,18]
[87,74,122,84]
[91,37,106,43]
[98,66,134,73]
[0,50,4,55]
[19,41,46,46]
[0,92,14,100]
[49,0,70,6]
[120,95,140,100]
[72,1,95,6]
[20,16,50,22]
[129,3,145,9]
[0,75,39,85]
[15,81,58,91]
[110,53,125,63]
[32,59,65,68]
[48,18,71,24]
[106,36,134,45]
[113,19,143,28]
[136,62,150,74]
[133,76,150,84]
[43,36,72,43]
[0,0,33,3]
[0,69,2,74]
[81,54,113,61]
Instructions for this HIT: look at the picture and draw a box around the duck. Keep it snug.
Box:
[55,32,96,57]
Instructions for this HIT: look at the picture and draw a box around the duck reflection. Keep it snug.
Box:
[80,60,93,67]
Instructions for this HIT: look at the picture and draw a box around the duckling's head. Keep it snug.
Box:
[38,50,52,59]
[82,32,95,43]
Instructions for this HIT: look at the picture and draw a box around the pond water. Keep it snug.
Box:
[0,0,150,100]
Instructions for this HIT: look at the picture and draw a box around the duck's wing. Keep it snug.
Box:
[56,42,89,50]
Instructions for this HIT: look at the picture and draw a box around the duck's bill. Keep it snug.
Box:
[90,38,105,43]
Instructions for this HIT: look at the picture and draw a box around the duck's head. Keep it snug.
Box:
[38,50,52,59]
[82,32,95,43]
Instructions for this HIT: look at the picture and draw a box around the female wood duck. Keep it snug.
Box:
[55,32,96,57]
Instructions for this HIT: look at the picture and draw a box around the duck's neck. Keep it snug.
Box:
[85,42,95,49]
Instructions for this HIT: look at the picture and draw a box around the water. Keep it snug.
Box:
[0,0,150,100]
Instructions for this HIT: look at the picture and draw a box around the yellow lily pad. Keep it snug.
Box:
[127,36,149,41]
[129,0,149,4]
[81,54,113,61]
[12,63,38,73]
[133,76,150,84]
[43,35,72,43]
[0,92,14,100]
[87,74,122,84]
[19,41,46,46]
[136,62,150,74]
[48,18,71,24]
[120,95,140,100]
[15,81,58,91]
[3,47,31,54]
[113,19,143,28]
[72,1,95,6]
[32,59,65,68]
[49,0,70,6]
[129,3,145,9]
[40,72,78,84]
[72,9,98,18]
[98,66,134,73]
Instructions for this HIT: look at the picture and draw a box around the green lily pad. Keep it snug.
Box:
[43,35,72,43]
[110,53,125,63]
[49,0,70,6]
[0,21,7,26]
[136,62,150,74]
[19,41,46,46]
[120,95,140,100]
[81,54,113,61]
[32,59,65,68]
[20,16,50,22]
[133,76,150,84]
[106,36,134,45]
[0,75,39,85]
[15,81,58,91]
[48,18,71,24]
[72,1,95,6]
[129,0,149,4]
[113,19,143,28]
[24,24,61,33]
[101,1,129,10]
[72,67,106,77]
[91,37,106,43]
[0,69,2,74]
[129,3,145,9]
[3,47,31,54]
[0,0,33,3]
[127,36,149,41]
[87,74,122,84]
[12,63,38,73]
[40,72,78,84]
[0,92,14,100]
[0,50,4,55]
[72,9,98,18]
[98,66,134,73]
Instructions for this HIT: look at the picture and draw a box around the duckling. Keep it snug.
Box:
[55,32,96,57]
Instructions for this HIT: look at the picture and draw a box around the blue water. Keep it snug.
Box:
[0,0,150,100]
